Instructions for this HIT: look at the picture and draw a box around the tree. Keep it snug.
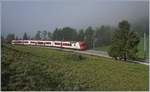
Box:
[1,36,5,43]
[48,32,52,40]
[52,28,63,40]
[84,26,94,48]
[61,27,77,41]
[127,31,140,59]
[108,20,140,61]
[6,33,15,43]
[95,25,113,47]
[77,29,84,41]
[52,27,77,41]
[42,30,48,40]
[35,30,41,40]
[15,36,19,40]
[19,37,22,40]
[23,32,28,40]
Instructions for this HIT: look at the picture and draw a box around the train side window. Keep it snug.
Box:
[16,41,22,43]
[55,43,61,45]
[63,43,71,46]
[38,42,44,44]
[24,41,28,43]
[45,42,51,44]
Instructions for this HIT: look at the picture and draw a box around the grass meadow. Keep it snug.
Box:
[1,44,149,91]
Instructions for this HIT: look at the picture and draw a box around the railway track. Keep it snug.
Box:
[29,45,149,65]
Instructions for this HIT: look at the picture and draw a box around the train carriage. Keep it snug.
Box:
[12,40,87,50]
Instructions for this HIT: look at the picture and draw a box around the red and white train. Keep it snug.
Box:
[11,40,87,50]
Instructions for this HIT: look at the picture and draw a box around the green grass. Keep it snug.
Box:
[137,38,145,59]
[137,38,149,60]
[93,45,110,51]
[1,44,149,91]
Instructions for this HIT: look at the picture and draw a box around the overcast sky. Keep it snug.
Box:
[1,0,149,37]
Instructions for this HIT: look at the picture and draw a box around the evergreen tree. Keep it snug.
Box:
[95,25,113,47]
[15,36,19,40]
[77,29,84,41]
[6,33,15,43]
[1,36,5,43]
[42,30,48,40]
[108,20,140,61]
[35,30,41,40]
[84,26,94,48]
[48,32,52,40]
[52,28,63,40]
[61,27,77,41]
[52,27,77,41]
[23,32,28,40]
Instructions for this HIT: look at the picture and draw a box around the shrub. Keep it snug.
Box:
[65,53,86,61]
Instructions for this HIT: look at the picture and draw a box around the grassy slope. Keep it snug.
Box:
[1,44,149,91]
[93,45,110,51]
[93,38,147,60]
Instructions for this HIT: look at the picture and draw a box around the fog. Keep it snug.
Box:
[1,0,149,37]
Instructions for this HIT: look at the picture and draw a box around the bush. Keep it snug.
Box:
[65,53,86,61]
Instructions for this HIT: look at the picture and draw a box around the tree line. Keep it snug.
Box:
[3,25,115,49]
[2,20,148,61]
